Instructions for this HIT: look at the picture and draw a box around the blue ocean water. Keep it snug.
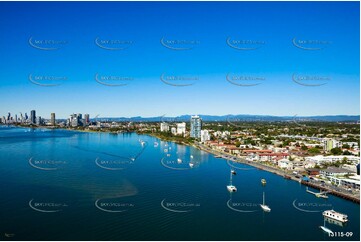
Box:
[0,126,359,241]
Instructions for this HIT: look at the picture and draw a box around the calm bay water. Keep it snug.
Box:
[0,126,359,241]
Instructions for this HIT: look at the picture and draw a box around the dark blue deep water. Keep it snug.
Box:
[0,126,359,240]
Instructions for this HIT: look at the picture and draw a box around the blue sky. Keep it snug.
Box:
[0,1,359,119]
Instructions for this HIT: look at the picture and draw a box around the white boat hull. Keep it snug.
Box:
[260,204,271,212]
[320,226,333,235]
[227,185,237,192]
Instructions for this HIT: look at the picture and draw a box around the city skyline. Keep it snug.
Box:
[0,1,359,118]
[1,109,360,122]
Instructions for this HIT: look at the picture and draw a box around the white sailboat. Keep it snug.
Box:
[139,139,146,146]
[227,169,237,192]
[260,192,271,212]
[227,185,237,192]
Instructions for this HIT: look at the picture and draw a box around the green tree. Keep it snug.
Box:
[342,150,352,156]
[308,147,321,154]
[330,147,342,155]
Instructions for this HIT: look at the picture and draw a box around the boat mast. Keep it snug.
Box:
[229,167,233,185]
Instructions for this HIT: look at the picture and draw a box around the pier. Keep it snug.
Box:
[305,187,329,199]
[301,180,360,204]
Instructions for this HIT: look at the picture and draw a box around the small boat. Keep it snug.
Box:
[231,169,236,175]
[227,169,237,192]
[154,142,159,147]
[284,175,291,179]
[189,162,194,168]
[164,149,168,152]
[167,154,170,157]
[320,225,333,235]
[177,158,182,164]
[323,210,348,223]
[214,155,221,158]
[227,185,237,192]
[190,155,194,159]
[261,179,266,185]
[260,192,271,212]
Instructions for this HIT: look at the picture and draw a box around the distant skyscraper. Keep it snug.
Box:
[25,113,28,121]
[36,116,42,125]
[84,114,90,125]
[190,115,202,139]
[14,114,17,123]
[30,110,36,124]
[51,113,56,126]
[69,113,83,127]
[7,112,10,121]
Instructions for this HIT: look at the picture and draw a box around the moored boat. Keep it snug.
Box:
[260,192,271,212]
[323,210,348,223]
[227,185,237,192]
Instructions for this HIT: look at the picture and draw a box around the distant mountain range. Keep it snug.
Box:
[94,115,360,122]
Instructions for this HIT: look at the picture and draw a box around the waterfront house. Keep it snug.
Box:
[306,168,320,176]
[305,155,360,165]
[327,176,360,189]
[277,159,294,170]
[320,167,354,177]
[258,153,289,162]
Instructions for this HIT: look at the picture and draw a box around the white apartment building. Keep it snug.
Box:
[278,159,294,170]
[171,127,177,135]
[323,138,342,151]
[160,122,169,132]
[305,155,360,165]
[176,122,186,136]
[201,130,211,142]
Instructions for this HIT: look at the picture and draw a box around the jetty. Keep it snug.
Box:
[301,180,360,204]
[306,187,329,199]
